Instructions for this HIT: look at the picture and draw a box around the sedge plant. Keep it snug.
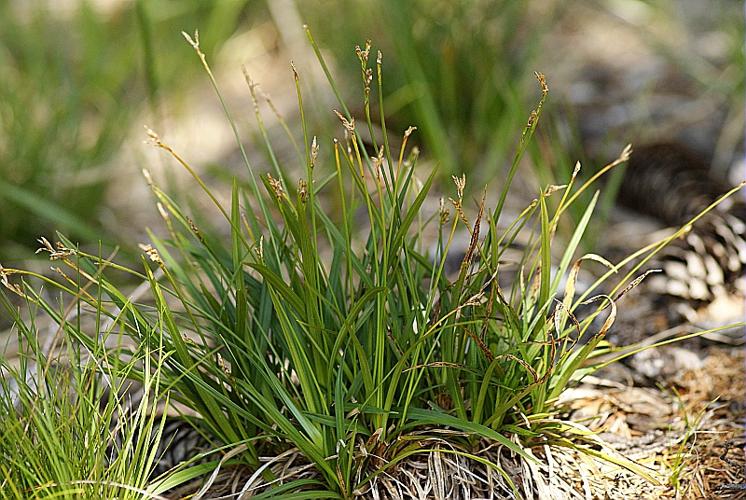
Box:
[2,32,744,497]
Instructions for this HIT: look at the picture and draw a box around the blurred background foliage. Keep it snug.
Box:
[0,0,742,261]
[0,0,263,260]
[299,0,565,184]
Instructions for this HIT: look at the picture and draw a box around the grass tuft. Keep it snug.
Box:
[0,290,182,499]
[2,33,744,498]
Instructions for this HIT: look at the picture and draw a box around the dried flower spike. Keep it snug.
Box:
[267,173,285,200]
[439,198,451,225]
[534,71,548,95]
[333,110,356,133]
[298,179,309,203]
[187,217,204,243]
[36,237,74,260]
[452,174,466,200]
[355,40,371,63]
[310,136,319,167]
[139,243,163,265]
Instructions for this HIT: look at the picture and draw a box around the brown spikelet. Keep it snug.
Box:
[465,328,494,362]
[333,110,355,133]
[187,217,204,243]
[615,269,663,301]
[138,244,163,265]
[459,189,486,276]
[449,198,469,227]
[267,173,285,200]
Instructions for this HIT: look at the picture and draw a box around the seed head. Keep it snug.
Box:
[267,173,285,199]
[333,110,355,133]
[452,174,466,200]
[310,136,319,167]
[298,179,309,203]
[439,197,450,225]
[138,243,163,266]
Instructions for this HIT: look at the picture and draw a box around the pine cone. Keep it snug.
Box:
[618,142,746,304]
